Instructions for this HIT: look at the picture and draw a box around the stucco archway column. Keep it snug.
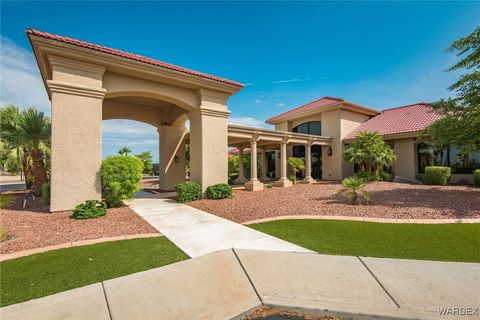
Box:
[236,147,246,184]
[260,149,268,180]
[189,89,230,192]
[274,138,293,187]
[47,57,107,211]
[302,141,315,184]
[245,136,263,191]
[158,126,187,190]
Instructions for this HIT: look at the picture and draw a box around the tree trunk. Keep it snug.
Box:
[31,148,48,196]
[22,149,34,189]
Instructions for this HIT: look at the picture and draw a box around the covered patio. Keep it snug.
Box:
[227,125,331,191]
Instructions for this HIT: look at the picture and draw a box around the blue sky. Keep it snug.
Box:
[1,1,479,161]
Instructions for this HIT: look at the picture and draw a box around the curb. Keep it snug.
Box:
[0,233,161,261]
[243,215,480,225]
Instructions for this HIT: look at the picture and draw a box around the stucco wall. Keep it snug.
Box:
[321,109,342,180]
[394,138,416,180]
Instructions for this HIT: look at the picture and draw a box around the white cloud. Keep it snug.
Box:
[276,102,285,107]
[0,37,50,113]
[272,77,326,84]
[228,116,271,128]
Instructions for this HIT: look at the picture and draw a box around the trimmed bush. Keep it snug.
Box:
[71,200,107,219]
[175,182,201,203]
[474,169,480,187]
[288,175,297,183]
[355,171,392,182]
[423,166,451,185]
[41,183,50,205]
[101,156,143,207]
[206,183,233,199]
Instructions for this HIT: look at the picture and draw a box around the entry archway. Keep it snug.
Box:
[27,29,243,211]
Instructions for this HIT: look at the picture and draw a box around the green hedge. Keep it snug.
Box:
[474,169,480,187]
[72,200,107,219]
[423,166,451,185]
[41,183,50,205]
[175,182,201,203]
[100,156,143,207]
[206,183,233,199]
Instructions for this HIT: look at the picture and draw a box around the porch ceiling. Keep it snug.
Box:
[227,124,331,149]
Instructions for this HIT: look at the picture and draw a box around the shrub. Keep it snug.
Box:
[71,200,107,219]
[288,175,297,183]
[101,156,143,207]
[175,182,201,203]
[423,166,451,185]
[474,169,480,187]
[355,171,392,181]
[0,194,13,209]
[337,177,370,205]
[287,157,305,178]
[41,183,50,205]
[206,183,233,199]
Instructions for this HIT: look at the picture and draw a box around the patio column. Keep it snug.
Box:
[274,138,293,187]
[302,142,314,184]
[236,147,246,184]
[260,148,268,180]
[245,136,263,191]
[158,125,187,190]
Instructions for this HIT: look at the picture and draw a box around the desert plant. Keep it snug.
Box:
[41,183,50,205]
[287,157,305,178]
[71,200,107,219]
[288,175,297,183]
[423,166,451,185]
[100,156,143,207]
[206,183,233,199]
[175,182,201,203]
[337,177,370,205]
[474,169,480,187]
[0,194,13,208]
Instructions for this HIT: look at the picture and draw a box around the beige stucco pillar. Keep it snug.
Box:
[394,138,416,179]
[236,147,246,184]
[274,139,292,187]
[245,137,263,191]
[47,56,106,211]
[158,125,187,190]
[260,149,268,180]
[189,89,230,192]
[302,142,314,184]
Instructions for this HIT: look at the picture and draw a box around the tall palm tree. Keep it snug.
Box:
[118,147,132,156]
[0,105,51,195]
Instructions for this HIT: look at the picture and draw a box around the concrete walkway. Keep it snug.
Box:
[3,249,479,320]
[126,191,310,257]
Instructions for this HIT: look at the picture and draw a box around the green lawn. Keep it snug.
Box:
[250,219,480,263]
[0,237,188,307]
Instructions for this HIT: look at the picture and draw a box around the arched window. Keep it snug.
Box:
[292,121,321,136]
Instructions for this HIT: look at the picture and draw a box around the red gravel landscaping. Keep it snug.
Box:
[0,195,159,255]
[188,181,480,223]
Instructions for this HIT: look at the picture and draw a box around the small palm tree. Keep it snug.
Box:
[337,177,370,205]
[287,157,305,182]
[118,147,132,156]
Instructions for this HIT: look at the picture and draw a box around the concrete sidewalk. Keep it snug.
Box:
[126,191,311,257]
[2,249,479,320]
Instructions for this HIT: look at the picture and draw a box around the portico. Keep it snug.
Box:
[227,125,331,191]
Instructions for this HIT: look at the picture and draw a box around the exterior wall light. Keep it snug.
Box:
[327,146,333,156]
[174,156,179,163]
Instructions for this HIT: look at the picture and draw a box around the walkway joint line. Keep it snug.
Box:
[232,248,264,305]
[101,282,113,320]
[357,256,400,309]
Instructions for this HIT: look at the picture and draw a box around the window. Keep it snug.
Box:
[292,121,321,136]
[417,143,480,174]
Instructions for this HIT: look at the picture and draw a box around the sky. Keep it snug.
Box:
[1,1,479,161]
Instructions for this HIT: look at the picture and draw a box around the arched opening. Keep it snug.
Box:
[102,96,189,191]
[292,121,322,179]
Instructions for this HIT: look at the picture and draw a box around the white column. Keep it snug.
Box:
[302,142,314,184]
[245,137,263,191]
[236,147,246,183]
[274,140,293,187]
[260,149,268,180]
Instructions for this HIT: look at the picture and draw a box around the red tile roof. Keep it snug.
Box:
[266,96,343,123]
[26,28,243,87]
[344,103,442,140]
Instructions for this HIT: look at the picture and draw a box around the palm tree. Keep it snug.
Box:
[337,177,370,205]
[118,147,132,156]
[0,105,51,195]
